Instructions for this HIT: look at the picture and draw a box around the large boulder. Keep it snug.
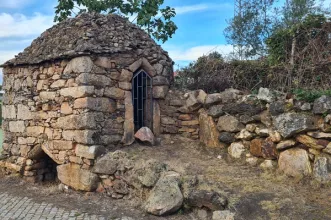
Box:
[57,163,100,191]
[313,95,331,114]
[134,127,155,146]
[199,109,224,148]
[145,172,183,216]
[217,115,244,133]
[278,148,312,178]
[273,113,317,138]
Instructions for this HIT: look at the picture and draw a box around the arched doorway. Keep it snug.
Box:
[132,69,153,132]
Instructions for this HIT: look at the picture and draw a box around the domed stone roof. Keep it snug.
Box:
[2,13,171,67]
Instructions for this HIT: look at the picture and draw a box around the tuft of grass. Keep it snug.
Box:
[293,89,331,103]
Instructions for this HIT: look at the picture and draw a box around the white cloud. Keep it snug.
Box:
[167,45,233,62]
[175,3,232,15]
[0,13,54,38]
[175,4,210,14]
[0,0,35,9]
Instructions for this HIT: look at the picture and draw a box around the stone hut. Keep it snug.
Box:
[0,13,175,182]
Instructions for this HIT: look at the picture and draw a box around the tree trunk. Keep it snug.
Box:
[290,36,296,66]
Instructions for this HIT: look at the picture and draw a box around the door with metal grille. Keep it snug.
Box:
[132,69,153,132]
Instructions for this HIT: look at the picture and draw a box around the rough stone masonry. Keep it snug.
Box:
[0,12,202,192]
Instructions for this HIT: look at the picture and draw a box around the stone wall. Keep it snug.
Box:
[175,87,331,183]
[1,52,173,181]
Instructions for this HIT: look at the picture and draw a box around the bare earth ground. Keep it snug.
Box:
[0,135,331,220]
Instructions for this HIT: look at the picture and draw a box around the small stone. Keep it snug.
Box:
[217,115,244,132]
[235,129,253,140]
[276,140,296,150]
[185,91,202,112]
[153,86,169,99]
[104,87,125,99]
[75,145,106,159]
[313,95,331,114]
[250,138,277,159]
[61,102,72,115]
[196,89,207,104]
[246,124,257,132]
[255,127,269,137]
[134,127,155,145]
[313,156,331,182]
[257,87,275,102]
[228,142,246,159]
[205,93,223,105]
[246,157,259,166]
[296,135,328,150]
[219,132,235,144]
[269,101,285,116]
[186,190,228,211]
[323,143,331,155]
[269,130,282,143]
[208,105,224,118]
[307,132,331,139]
[260,160,276,170]
[212,210,235,220]
[63,56,93,73]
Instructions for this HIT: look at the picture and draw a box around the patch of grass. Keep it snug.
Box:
[293,89,331,103]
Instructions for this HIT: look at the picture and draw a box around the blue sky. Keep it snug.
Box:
[0,0,237,83]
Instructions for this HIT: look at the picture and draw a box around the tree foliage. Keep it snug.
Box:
[224,0,330,64]
[224,0,275,59]
[54,0,177,43]
[266,13,328,65]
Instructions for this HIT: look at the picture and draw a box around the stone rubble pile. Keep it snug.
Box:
[90,151,230,216]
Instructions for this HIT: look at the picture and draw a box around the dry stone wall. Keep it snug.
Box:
[173,87,331,183]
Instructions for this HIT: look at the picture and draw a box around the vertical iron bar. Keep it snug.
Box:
[151,79,153,129]
[136,73,138,130]
[145,73,147,127]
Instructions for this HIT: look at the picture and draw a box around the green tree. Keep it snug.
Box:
[54,0,177,43]
[224,0,275,59]
[266,0,328,65]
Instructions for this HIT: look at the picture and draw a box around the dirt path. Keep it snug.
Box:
[0,136,330,219]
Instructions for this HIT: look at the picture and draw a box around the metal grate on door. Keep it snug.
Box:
[132,69,153,132]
